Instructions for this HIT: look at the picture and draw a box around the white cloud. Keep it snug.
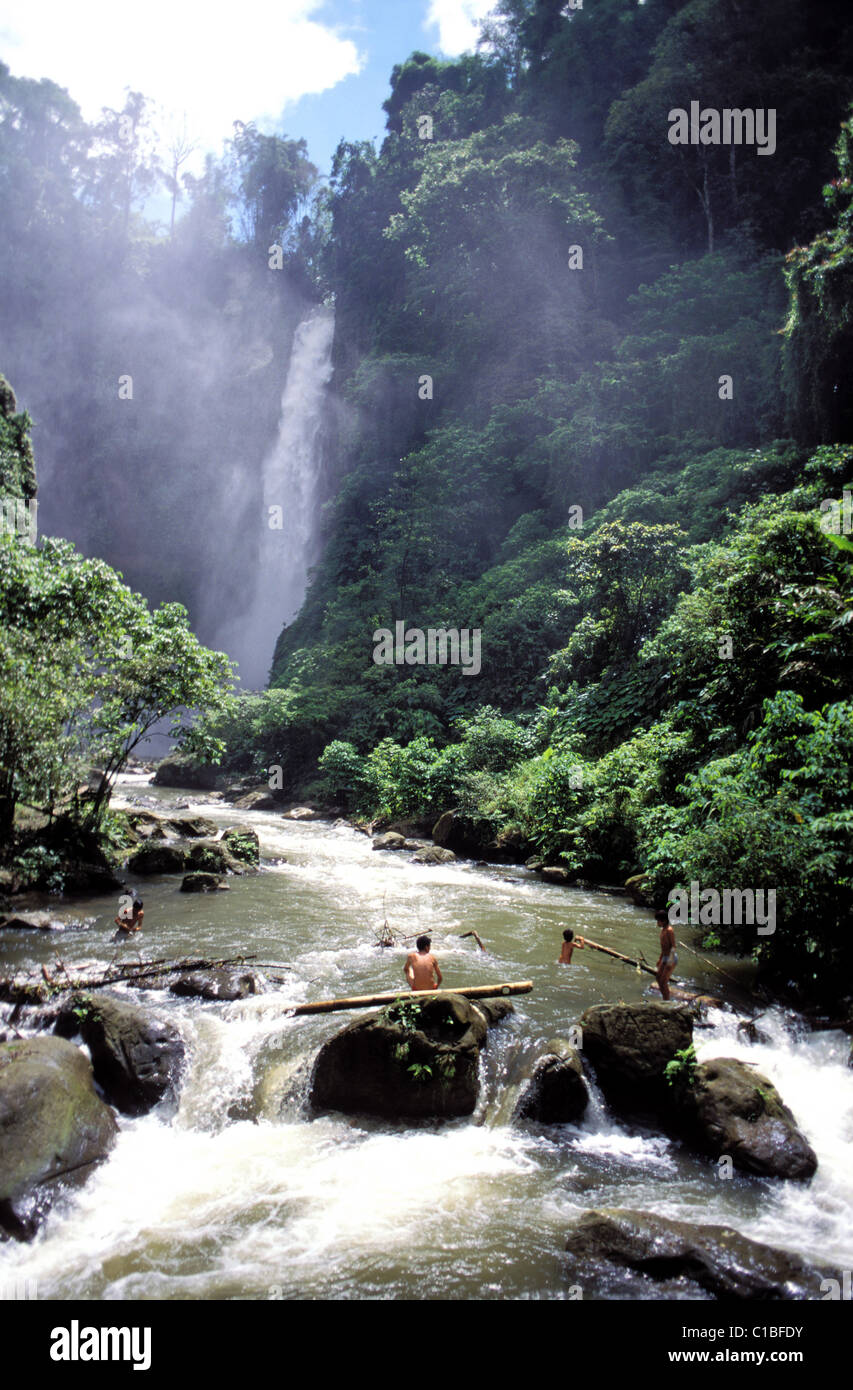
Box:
[0,0,364,153]
[425,0,495,55]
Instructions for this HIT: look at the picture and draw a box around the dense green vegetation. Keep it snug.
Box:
[3,0,853,999]
[203,0,853,996]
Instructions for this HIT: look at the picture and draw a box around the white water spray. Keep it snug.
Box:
[220,305,335,688]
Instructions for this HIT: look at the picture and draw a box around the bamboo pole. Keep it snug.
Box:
[290,981,533,1016]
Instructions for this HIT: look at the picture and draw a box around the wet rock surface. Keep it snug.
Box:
[170,969,265,1002]
[55,992,185,1116]
[179,871,228,892]
[580,1002,695,1111]
[562,1209,832,1299]
[310,992,513,1119]
[514,1040,588,1124]
[0,1035,118,1240]
[411,845,457,865]
[678,1057,818,1180]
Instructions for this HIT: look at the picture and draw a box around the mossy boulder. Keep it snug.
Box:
[0,1036,117,1240]
[310,992,512,1120]
[221,826,260,865]
[677,1056,818,1180]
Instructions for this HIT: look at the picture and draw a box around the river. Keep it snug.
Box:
[2,773,852,1300]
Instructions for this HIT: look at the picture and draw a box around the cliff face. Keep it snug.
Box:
[0,374,38,502]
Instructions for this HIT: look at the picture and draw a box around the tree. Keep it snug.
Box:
[0,533,233,839]
[229,122,318,251]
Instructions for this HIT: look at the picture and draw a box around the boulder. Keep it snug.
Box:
[126,810,168,839]
[184,840,244,875]
[624,872,653,908]
[541,866,570,884]
[310,992,512,1120]
[491,826,527,858]
[166,815,219,839]
[126,841,188,875]
[431,810,456,846]
[282,806,323,821]
[402,838,432,851]
[411,845,457,865]
[170,969,265,1002]
[562,1209,831,1300]
[152,756,220,790]
[179,872,228,893]
[677,1057,817,1180]
[221,826,260,865]
[0,1036,118,1240]
[525,857,544,871]
[372,831,406,851]
[231,787,279,811]
[514,1040,589,1125]
[0,911,68,932]
[579,1002,695,1112]
[55,993,185,1116]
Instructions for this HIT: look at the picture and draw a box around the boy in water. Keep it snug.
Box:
[404,935,442,991]
[655,908,678,1000]
[558,928,585,964]
[113,895,144,944]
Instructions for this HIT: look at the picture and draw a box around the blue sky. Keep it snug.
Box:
[0,0,496,176]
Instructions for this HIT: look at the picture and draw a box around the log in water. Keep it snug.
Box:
[290,981,533,1015]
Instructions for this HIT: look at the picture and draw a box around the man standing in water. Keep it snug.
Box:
[558,928,585,964]
[404,935,442,991]
[656,908,678,1000]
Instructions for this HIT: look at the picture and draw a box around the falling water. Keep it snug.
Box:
[219,305,335,689]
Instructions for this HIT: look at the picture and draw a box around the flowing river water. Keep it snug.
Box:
[2,774,852,1301]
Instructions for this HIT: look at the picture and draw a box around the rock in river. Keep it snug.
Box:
[372,831,406,851]
[0,1036,117,1240]
[514,1040,589,1124]
[310,992,513,1119]
[579,1001,695,1112]
[411,845,457,865]
[55,993,185,1116]
[180,871,228,892]
[562,1209,831,1300]
[221,826,260,865]
[678,1056,817,1180]
[170,969,265,1002]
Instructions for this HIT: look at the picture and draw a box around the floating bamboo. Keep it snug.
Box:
[290,981,533,1016]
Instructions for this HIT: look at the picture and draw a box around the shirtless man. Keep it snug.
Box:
[655,909,677,1001]
[113,896,144,944]
[558,928,585,964]
[404,935,442,992]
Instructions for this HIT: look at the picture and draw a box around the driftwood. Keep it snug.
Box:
[290,980,532,1017]
[459,931,486,952]
[0,954,292,1006]
[580,935,672,981]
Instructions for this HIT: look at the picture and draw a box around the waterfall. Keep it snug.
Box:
[220,304,335,689]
